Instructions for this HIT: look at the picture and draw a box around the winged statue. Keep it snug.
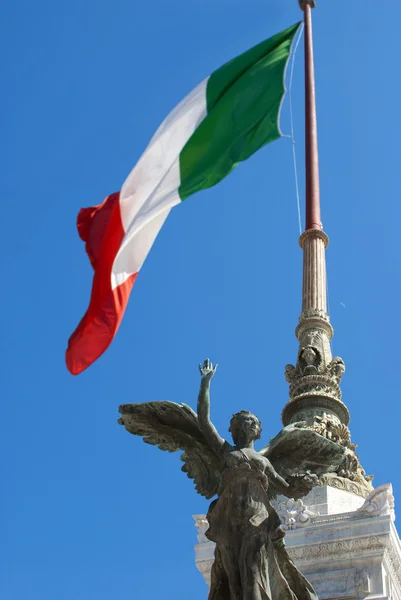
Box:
[119,359,346,600]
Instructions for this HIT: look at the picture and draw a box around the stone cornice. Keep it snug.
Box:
[282,395,350,426]
[287,535,386,563]
[289,373,342,401]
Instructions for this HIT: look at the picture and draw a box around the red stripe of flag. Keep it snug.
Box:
[66,192,137,375]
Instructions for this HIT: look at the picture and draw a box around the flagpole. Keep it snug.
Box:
[300,0,321,231]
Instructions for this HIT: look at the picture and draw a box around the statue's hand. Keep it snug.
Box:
[286,471,318,500]
[199,358,218,382]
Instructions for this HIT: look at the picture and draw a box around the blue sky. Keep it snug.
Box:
[2,0,401,598]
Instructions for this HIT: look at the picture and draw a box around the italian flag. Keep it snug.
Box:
[66,22,300,375]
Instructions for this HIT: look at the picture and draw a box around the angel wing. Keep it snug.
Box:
[118,401,224,499]
[259,422,346,480]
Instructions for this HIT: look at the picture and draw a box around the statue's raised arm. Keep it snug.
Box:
[197,359,226,455]
[118,360,226,500]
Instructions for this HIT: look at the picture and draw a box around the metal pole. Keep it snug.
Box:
[301,0,321,231]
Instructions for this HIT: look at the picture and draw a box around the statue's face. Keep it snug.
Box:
[302,348,316,365]
[238,414,260,440]
[229,411,262,444]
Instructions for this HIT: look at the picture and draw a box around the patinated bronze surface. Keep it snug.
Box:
[119,360,346,599]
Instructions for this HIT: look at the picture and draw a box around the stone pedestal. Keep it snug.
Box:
[194,484,401,599]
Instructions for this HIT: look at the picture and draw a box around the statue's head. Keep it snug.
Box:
[229,410,262,444]
[301,346,317,366]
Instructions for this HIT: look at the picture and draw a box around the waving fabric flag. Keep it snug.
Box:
[66,22,301,375]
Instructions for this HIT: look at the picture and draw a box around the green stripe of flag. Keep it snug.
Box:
[178,22,301,201]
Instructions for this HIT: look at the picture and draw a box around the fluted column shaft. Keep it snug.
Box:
[300,229,329,314]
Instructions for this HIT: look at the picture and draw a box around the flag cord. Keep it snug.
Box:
[285,23,304,235]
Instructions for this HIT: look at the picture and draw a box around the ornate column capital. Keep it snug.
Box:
[299,228,329,249]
